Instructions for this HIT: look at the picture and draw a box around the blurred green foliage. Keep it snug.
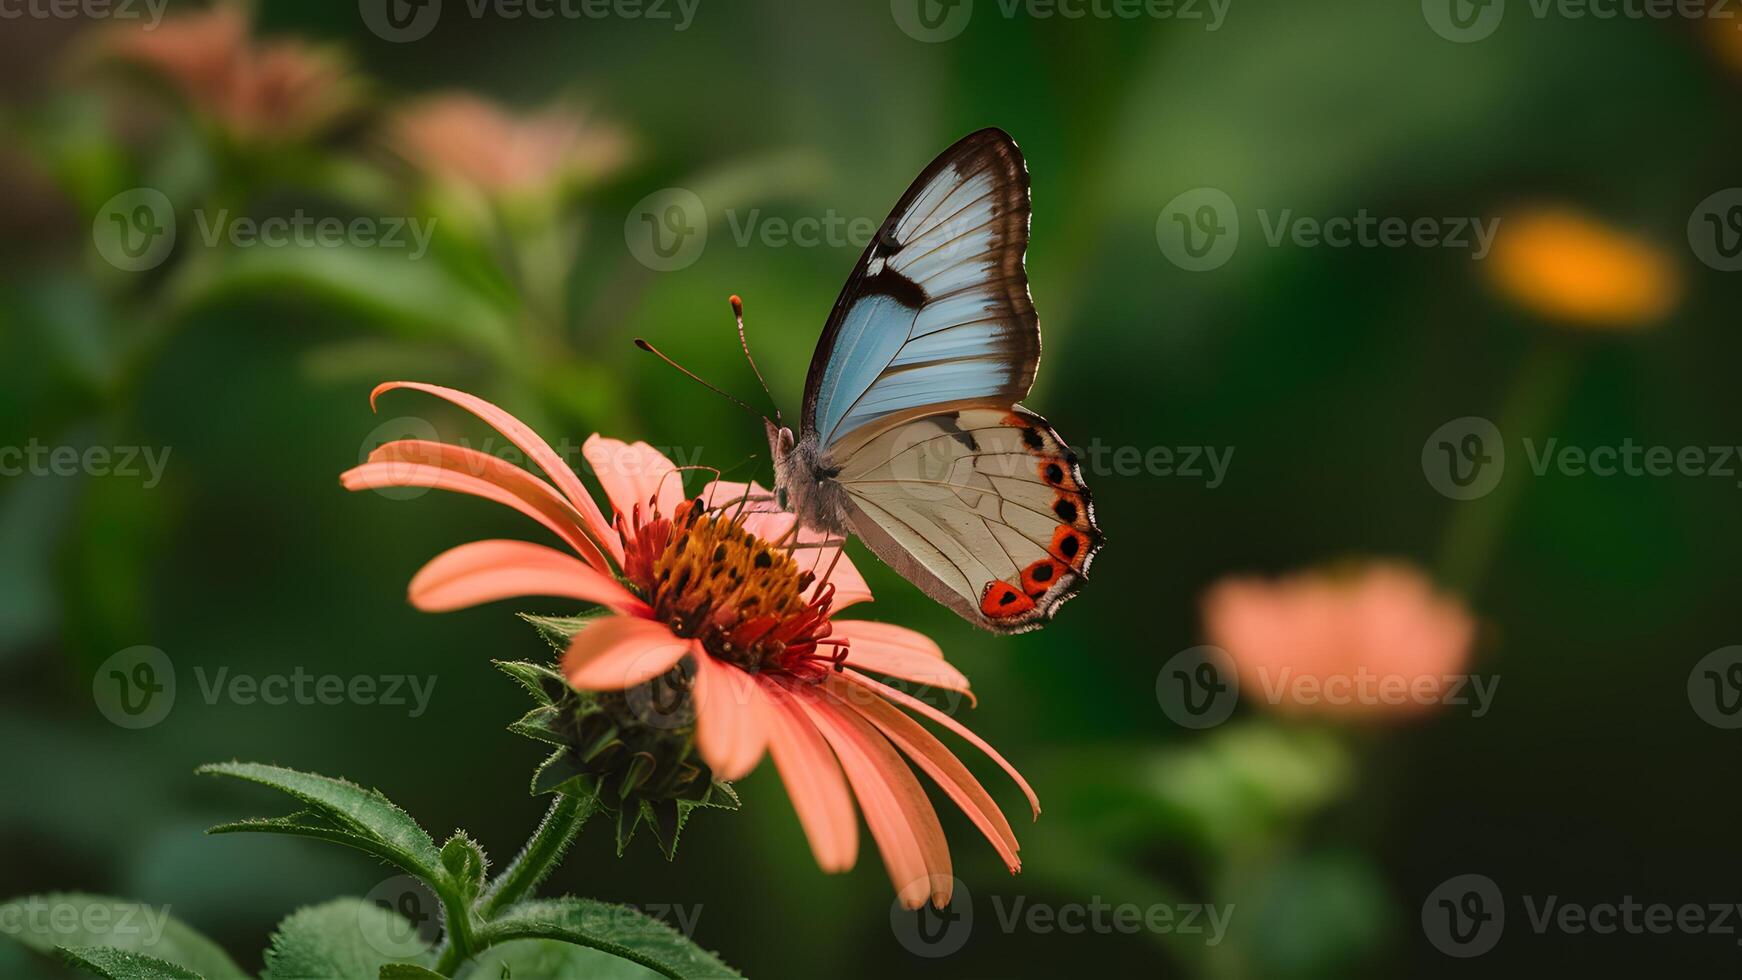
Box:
[4,0,1742,976]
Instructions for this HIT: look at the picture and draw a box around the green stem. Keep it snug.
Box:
[478,792,596,919]
[1435,335,1582,597]
[433,888,479,975]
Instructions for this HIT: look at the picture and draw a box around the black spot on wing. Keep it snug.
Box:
[859,268,928,309]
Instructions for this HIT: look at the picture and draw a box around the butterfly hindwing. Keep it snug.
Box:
[803,128,1039,454]
[835,406,1102,633]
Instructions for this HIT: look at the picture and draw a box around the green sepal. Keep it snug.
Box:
[517,612,609,653]
[507,705,571,747]
[492,659,571,706]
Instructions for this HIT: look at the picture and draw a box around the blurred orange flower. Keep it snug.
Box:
[1201,562,1476,719]
[1707,16,1742,73]
[388,93,631,196]
[95,3,358,142]
[1486,206,1681,329]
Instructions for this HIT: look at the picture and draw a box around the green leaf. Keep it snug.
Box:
[198,762,444,880]
[477,899,741,980]
[454,939,663,980]
[493,659,572,706]
[616,782,740,861]
[379,965,449,979]
[56,946,202,980]
[207,810,386,856]
[440,833,489,903]
[262,898,434,980]
[0,894,245,980]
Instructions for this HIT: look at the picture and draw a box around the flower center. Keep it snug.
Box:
[620,500,842,677]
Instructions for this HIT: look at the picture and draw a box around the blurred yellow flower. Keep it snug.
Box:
[94,3,358,142]
[1487,206,1681,329]
[1707,16,1742,73]
[388,93,631,197]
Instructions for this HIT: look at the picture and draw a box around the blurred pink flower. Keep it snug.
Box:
[388,93,631,196]
[94,3,357,142]
[1201,562,1476,718]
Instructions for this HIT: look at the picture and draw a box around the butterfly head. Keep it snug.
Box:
[765,417,797,510]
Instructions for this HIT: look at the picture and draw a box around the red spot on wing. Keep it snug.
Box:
[980,580,1036,618]
[1051,526,1090,569]
[1021,558,1066,598]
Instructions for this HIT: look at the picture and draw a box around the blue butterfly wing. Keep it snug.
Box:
[802,128,1040,452]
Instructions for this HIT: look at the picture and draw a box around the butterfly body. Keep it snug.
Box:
[766,128,1103,634]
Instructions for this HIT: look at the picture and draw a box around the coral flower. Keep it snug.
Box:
[93,3,358,142]
[1486,206,1681,329]
[341,382,1036,908]
[1201,562,1476,718]
[388,93,631,196]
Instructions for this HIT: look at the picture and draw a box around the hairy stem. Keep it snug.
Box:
[478,792,597,918]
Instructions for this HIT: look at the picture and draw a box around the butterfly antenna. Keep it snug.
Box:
[731,295,781,425]
[633,338,762,418]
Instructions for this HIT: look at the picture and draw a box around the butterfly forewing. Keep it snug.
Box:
[803,129,1039,451]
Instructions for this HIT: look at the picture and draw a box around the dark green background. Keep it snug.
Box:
[3,0,1741,975]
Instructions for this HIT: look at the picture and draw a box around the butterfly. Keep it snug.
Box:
[760,128,1104,634]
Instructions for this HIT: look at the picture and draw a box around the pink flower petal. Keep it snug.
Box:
[345,439,608,572]
[562,616,693,691]
[824,675,1018,873]
[787,682,953,909]
[690,652,769,780]
[408,539,645,616]
[840,668,1040,820]
[583,435,686,522]
[370,382,620,566]
[761,682,859,873]
[829,620,972,704]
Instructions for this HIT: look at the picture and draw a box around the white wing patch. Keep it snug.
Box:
[836,407,1101,632]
